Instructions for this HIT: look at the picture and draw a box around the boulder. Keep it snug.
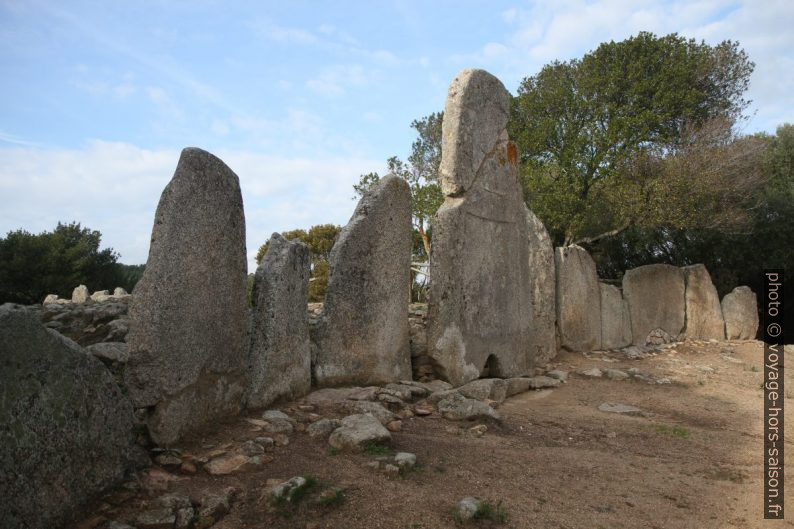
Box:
[0,304,140,529]
[437,392,500,421]
[85,342,130,363]
[247,233,311,409]
[721,286,759,340]
[91,290,111,302]
[125,147,249,445]
[683,264,725,340]
[622,264,686,346]
[113,287,129,297]
[457,378,507,403]
[427,68,534,386]
[314,174,413,386]
[42,294,60,304]
[599,283,631,349]
[72,284,90,303]
[525,208,558,366]
[328,414,392,451]
[555,245,601,351]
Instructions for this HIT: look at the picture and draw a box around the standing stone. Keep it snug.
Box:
[113,287,129,296]
[526,209,557,366]
[314,174,412,386]
[600,283,631,349]
[247,233,311,409]
[72,284,90,303]
[125,147,248,445]
[427,68,533,386]
[721,286,759,340]
[0,304,140,529]
[555,245,601,351]
[42,294,59,304]
[623,264,685,345]
[683,264,725,340]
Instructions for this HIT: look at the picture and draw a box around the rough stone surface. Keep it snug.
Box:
[555,245,601,351]
[457,497,482,521]
[72,284,90,303]
[546,369,568,381]
[623,264,686,346]
[427,68,534,386]
[457,378,507,403]
[247,233,311,409]
[39,298,130,346]
[598,402,643,416]
[505,377,532,396]
[125,147,248,445]
[85,341,130,363]
[307,418,341,439]
[527,376,561,389]
[599,283,632,349]
[437,393,500,421]
[328,414,392,450]
[341,400,396,425]
[525,208,558,366]
[0,304,140,529]
[721,286,759,340]
[314,174,412,386]
[683,265,725,340]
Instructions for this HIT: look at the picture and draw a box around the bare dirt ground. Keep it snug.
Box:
[70,340,793,529]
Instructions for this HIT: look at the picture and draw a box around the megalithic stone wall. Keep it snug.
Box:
[427,68,534,387]
[525,208,558,366]
[247,233,312,408]
[600,282,632,349]
[683,264,725,340]
[125,147,249,446]
[722,286,759,339]
[623,264,686,346]
[555,245,601,351]
[314,174,413,386]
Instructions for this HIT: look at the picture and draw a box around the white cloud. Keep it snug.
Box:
[306,64,369,97]
[0,141,380,272]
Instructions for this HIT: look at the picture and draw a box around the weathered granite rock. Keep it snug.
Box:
[314,174,412,386]
[683,264,725,340]
[72,284,90,303]
[623,264,686,346]
[39,298,130,345]
[555,245,601,351]
[91,290,110,302]
[328,414,392,451]
[437,393,500,421]
[86,341,130,363]
[0,304,140,529]
[247,233,311,409]
[721,286,759,340]
[525,208,558,366]
[427,68,533,386]
[125,147,248,445]
[42,294,60,304]
[114,287,128,296]
[457,378,507,403]
[600,283,631,349]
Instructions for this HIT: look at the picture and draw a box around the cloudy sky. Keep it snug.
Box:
[1,0,792,271]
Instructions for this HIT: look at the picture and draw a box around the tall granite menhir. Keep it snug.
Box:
[126,147,248,445]
[314,174,413,386]
[428,69,534,386]
[247,233,311,408]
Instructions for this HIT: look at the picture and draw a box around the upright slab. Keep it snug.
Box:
[555,245,601,351]
[314,174,412,386]
[683,264,725,340]
[600,282,632,349]
[722,286,759,339]
[125,147,248,445]
[0,305,139,529]
[247,233,311,408]
[623,264,686,345]
[526,209,558,366]
[427,69,533,386]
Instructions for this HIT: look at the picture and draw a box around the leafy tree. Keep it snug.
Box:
[0,222,124,304]
[255,224,341,302]
[354,112,444,257]
[510,32,755,246]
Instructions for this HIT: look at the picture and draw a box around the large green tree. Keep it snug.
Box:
[0,222,125,304]
[510,32,756,246]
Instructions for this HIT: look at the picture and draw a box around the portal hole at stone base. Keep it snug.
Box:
[481,354,502,378]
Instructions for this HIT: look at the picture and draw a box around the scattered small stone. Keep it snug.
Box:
[604,369,629,381]
[457,497,482,521]
[179,461,196,474]
[546,369,568,381]
[580,368,603,377]
[135,508,175,529]
[271,477,309,502]
[255,437,275,450]
[241,440,265,456]
[598,403,643,416]
[469,424,488,437]
[204,454,262,475]
[394,452,417,470]
[527,376,561,389]
[154,453,182,467]
[377,392,405,406]
[457,378,507,403]
[273,433,290,446]
[437,393,500,421]
[413,404,434,416]
[297,404,315,412]
[396,408,414,419]
[656,378,672,385]
[342,400,396,425]
[307,418,341,439]
[328,414,392,451]
[386,420,402,432]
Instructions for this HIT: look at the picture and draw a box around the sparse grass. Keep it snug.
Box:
[474,500,508,523]
[328,446,341,456]
[364,442,394,456]
[750,365,759,372]
[653,424,691,439]
[271,475,318,515]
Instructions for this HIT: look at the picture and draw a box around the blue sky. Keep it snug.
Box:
[1,0,792,271]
